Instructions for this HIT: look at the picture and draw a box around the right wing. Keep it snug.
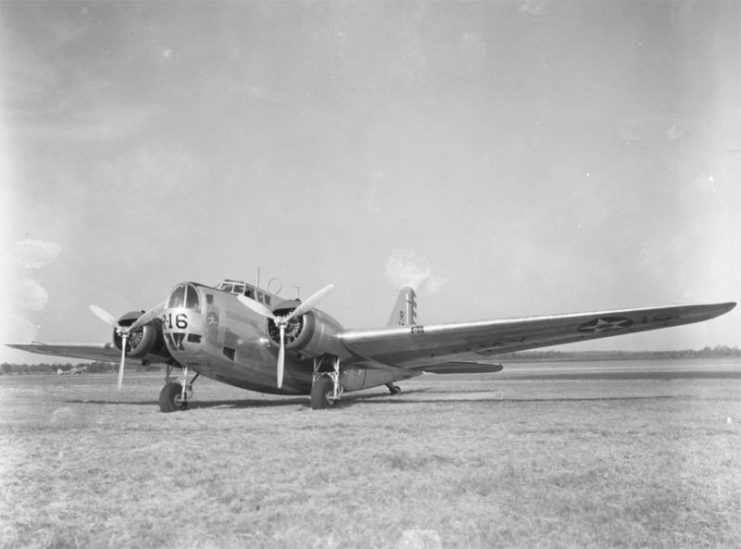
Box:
[341,302,736,370]
[6,342,166,364]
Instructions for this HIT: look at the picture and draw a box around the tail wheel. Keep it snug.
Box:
[159,382,187,413]
[311,376,337,410]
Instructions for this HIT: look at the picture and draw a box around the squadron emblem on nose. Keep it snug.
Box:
[578,316,633,333]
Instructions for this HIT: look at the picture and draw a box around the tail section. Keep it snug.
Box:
[387,287,417,327]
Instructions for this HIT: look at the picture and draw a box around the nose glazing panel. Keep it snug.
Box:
[168,283,201,311]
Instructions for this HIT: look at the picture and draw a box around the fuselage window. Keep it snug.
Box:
[264,295,272,306]
[244,286,255,299]
[221,283,234,293]
[234,284,245,295]
[222,347,236,361]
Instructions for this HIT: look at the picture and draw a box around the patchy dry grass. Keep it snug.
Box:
[2,361,741,548]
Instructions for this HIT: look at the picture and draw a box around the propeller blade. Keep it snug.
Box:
[129,301,166,331]
[284,284,335,323]
[237,295,276,320]
[117,333,127,391]
[277,324,285,389]
[90,305,120,328]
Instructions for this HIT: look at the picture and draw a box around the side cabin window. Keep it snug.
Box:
[254,292,272,306]
[244,285,255,299]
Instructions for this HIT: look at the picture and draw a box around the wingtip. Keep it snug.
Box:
[708,301,737,318]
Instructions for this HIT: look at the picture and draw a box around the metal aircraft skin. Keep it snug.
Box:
[8,278,736,411]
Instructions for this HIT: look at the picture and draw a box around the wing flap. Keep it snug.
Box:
[341,302,736,368]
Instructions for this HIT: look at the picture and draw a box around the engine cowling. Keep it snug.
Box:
[267,300,346,358]
[112,310,164,358]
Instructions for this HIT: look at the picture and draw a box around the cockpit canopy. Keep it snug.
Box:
[168,283,201,311]
[216,279,272,306]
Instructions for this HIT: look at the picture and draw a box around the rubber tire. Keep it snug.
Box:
[311,376,337,410]
[159,382,187,413]
[389,385,402,395]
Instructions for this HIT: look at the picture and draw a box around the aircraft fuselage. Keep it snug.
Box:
[160,282,410,395]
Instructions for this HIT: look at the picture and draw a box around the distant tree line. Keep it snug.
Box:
[0,361,164,375]
[498,346,741,362]
[2,346,739,375]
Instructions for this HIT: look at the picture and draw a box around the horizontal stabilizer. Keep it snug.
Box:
[422,362,504,374]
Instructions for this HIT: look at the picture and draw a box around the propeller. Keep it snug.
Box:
[237,284,334,389]
[89,301,164,390]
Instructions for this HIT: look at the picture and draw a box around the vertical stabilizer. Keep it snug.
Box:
[387,287,417,326]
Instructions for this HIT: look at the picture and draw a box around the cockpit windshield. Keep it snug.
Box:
[168,283,201,311]
[216,279,270,305]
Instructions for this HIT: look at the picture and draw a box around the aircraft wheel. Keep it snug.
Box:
[159,382,187,413]
[311,376,336,410]
[387,383,402,395]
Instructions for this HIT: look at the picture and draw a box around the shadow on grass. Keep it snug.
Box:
[352,395,677,405]
[65,390,676,410]
[62,388,434,410]
[498,372,741,381]
[64,397,308,409]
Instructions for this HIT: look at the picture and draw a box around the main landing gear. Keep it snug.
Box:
[311,355,342,409]
[159,363,199,413]
[386,383,402,395]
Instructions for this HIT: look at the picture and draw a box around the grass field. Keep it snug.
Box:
[2,359,741,548]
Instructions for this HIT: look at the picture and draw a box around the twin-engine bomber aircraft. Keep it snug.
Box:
[8,278,736,412]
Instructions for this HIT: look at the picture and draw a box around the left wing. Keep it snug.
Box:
[6,342,165,364]
[341,302,736,370]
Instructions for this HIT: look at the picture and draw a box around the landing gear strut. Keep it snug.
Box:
[386,383,402,395]
[159,363,199,413]
[311,355,342,409]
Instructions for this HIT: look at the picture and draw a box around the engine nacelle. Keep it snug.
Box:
[267,301,346,358]
[113,310,165,359]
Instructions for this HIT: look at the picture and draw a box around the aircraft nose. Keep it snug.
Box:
[163,282,205,353]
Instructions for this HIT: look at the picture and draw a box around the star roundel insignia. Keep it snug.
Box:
[578,316,634,334]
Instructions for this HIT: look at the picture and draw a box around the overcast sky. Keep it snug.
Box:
[1,1,739,363]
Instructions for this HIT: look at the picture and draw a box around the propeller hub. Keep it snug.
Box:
[267,310,304,347]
